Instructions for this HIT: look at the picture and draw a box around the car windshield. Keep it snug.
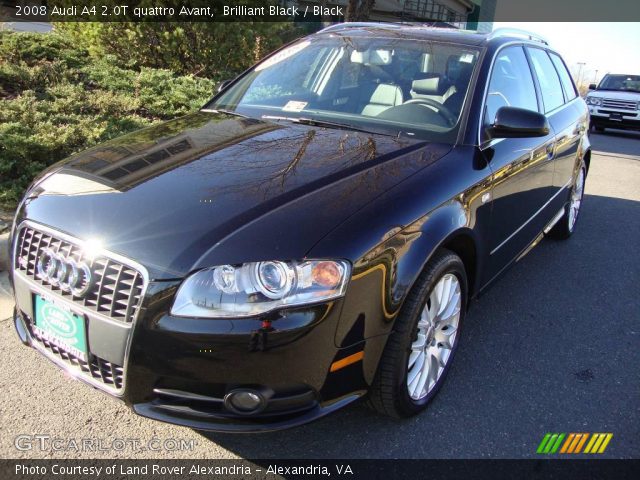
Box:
[205,35,481,141]
[598,74,640,93]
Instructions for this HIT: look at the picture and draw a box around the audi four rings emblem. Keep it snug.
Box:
[36,248,93,297]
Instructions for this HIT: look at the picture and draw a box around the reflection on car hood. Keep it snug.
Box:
[589,90,640,101]
[20,111,450,278]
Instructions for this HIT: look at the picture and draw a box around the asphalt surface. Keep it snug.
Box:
[0,129,638,459]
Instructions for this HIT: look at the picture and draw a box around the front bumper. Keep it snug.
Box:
[589,108,640,130]
[12,271,369,432]
[133,393,362,433]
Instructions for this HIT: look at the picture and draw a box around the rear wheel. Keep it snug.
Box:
[367,249,467,418]
[547,162,586,239]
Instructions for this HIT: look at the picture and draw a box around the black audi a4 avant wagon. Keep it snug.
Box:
[9,24,590,432]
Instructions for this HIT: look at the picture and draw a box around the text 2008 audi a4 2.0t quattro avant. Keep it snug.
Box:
[9,24,590,432]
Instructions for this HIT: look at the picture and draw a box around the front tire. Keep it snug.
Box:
[367,249,467,418]
[547,161,586,240]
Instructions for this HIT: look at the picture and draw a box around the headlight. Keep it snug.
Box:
[586,96,602,106]
[170,259,351,318]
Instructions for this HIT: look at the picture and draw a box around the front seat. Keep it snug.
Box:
[361,84,404,117]
[442,62,474,117]
[410,76,449,103]
[410,56,470,106]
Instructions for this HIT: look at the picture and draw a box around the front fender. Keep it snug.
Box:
[336,199,484,345]
[308,146,492,385]
[327,199,487,386]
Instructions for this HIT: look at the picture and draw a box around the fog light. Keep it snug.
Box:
[224,389,266,414]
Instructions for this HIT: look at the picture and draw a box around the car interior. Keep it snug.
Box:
[323,47,476,127]
[235,41,479,130]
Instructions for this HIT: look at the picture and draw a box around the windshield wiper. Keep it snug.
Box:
[262,115,398,137]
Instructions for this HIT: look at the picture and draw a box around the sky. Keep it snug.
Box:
[491,22,640,85]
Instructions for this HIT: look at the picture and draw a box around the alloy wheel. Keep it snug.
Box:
[407,273,461,400]
[568,167,585,231]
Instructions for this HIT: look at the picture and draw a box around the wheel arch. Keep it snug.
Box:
[438,231,478,300]
[393,201,484,315]
[333,200,486,387]
[353,206,482,388]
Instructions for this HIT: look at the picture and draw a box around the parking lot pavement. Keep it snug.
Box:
[0,272,12,321]
[590,128,640,158]
[0,130,638,459]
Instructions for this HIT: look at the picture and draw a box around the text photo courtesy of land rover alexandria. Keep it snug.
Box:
[9,24,590,432]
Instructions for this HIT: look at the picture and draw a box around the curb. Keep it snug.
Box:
[0,232,8,272]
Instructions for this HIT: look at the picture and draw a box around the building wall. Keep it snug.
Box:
[295,0,494,30]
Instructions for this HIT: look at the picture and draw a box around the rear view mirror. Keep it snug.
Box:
[588,83,597,90]
[487,106,550,139]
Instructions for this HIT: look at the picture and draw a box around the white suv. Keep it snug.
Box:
[586,74,640,132]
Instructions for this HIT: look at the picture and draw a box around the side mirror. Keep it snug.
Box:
[217,79,232,93]
[588,83,597,90]
[487,106,550,139]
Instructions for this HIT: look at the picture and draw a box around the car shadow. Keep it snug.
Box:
[589,129,640,158]
[592,129,640,141]
[195,194,640,459]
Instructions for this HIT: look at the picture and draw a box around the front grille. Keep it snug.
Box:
[15,225,145,324]
[602,98,637,111]
[29,319,124,390]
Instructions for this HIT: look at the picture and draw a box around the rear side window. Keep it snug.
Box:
[484,46,538,127]
[527,48,564,113]
[549,52,577,101]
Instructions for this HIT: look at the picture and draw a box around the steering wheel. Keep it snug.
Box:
[403,98,457,126]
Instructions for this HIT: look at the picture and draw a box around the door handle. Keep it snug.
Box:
[546,143,555,160]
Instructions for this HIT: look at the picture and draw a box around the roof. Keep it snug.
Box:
[314,23,548,48]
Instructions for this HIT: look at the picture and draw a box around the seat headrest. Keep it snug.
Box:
[459,62,473,78]
[369,84,403,106]
[411,77,441,95]
[446,55,461,76]
[447,57,474,85]
[351,49,392,66]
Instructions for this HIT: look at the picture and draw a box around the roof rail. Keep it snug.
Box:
[319,22,403,33]
[489,28,549,45]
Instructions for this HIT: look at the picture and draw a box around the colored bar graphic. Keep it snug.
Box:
[544,434,559,453]
[568,433,581,453]
[537,433,552,454]
[560,433,576,453]
[585,433,613,454]
[575,433,589,453]
[592,434,607,452]
[560,433,575,453]
[550,433,565,453]
[538,433,613,454]
[584,434,598,453]
[598,434,613,453]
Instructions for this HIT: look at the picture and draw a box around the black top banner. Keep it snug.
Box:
[1,0,640,23]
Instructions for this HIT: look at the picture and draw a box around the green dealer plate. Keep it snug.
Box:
[34,295,87,361]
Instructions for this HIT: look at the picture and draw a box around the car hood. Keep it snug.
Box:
[589,90,640,101]
[19,112,450,279]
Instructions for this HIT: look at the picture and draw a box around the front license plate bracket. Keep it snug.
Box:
[33,294,88,361]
